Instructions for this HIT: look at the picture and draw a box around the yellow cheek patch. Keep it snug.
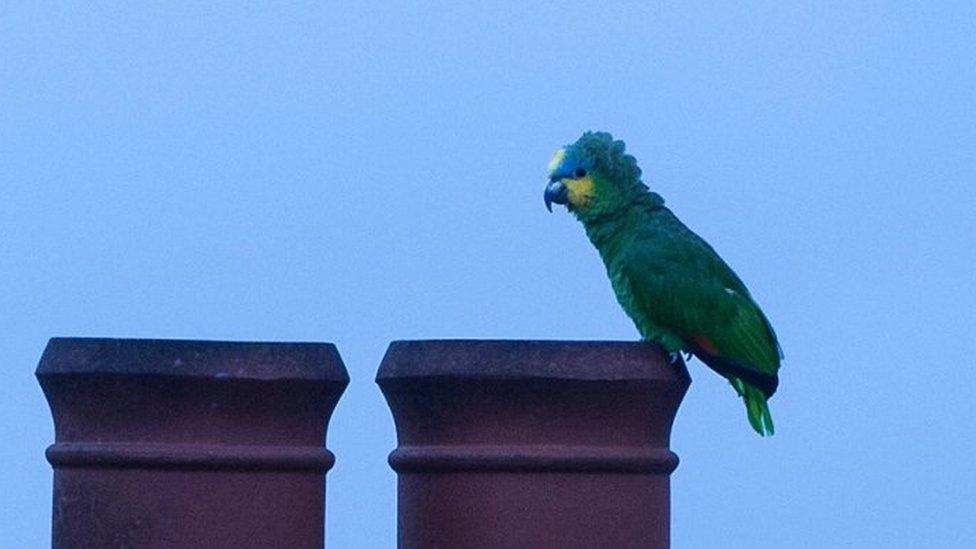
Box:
[548,148,566,175]
[563,176,595,209]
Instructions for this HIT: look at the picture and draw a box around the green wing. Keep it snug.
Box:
[622,214,782,394]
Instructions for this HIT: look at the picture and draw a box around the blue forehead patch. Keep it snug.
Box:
[547,146,593,180]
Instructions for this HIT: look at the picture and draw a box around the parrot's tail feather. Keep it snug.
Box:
[690,346,778,397]
[731,378,775,436]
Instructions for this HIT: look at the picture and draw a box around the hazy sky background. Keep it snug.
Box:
[3,2,974,547]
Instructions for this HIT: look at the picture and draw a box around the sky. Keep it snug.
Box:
[2,1,975,547]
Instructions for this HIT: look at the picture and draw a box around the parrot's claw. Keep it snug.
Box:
[667,351,682,366]
[683,351,694,362]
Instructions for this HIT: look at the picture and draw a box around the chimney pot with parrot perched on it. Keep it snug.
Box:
[378,340,689,549]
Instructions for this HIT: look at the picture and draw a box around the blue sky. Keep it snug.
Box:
[2,2,974,547]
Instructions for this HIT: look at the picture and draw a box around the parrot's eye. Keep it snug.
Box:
[574,168,587,178]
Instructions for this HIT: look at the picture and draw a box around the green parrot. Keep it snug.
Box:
[544,131,783,436]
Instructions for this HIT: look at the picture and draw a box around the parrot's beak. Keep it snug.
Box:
[544,179,568,212]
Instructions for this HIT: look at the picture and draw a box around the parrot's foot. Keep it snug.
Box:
[667,350,694,366]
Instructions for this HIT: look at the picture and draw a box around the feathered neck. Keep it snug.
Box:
[580,191,667,262]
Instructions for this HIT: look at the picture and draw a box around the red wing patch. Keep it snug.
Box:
[690,334,719,355]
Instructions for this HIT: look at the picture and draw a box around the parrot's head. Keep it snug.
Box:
[544,131,646,222]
